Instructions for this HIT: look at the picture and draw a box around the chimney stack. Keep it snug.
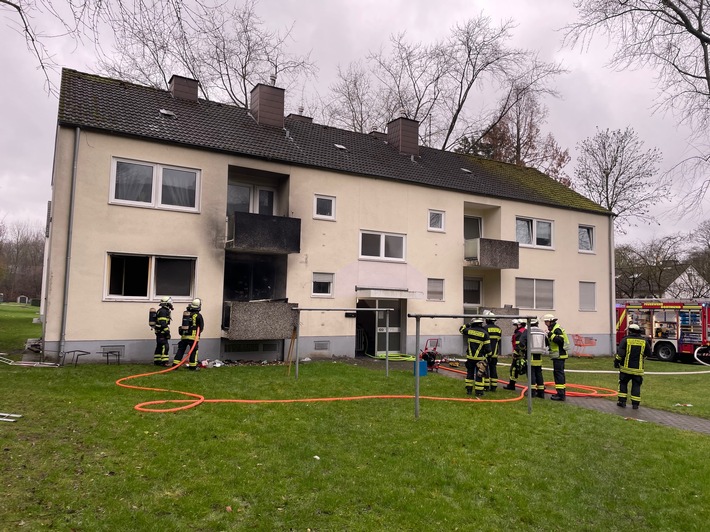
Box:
[386,116,420,156]
[169,75,199,101]
[250,83,285,128]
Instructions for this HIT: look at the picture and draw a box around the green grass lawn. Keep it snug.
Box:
[2,358,710,530]
[0,303,42,354]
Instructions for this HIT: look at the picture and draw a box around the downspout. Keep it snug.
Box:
[608,214,616,356]
[59,127,80,355]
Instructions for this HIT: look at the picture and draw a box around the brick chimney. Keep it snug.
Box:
[250,83,285,128]
[386,116,419,156]
[169,75,199,101]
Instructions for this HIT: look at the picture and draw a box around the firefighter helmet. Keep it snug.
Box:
[529,317,539,326]
[628,323,641,332]
[483,309,497,322]
[469,317,484,326]
[189,298,202,311]
[542,313,556,322]
[159,296,173,306]
[511,318,520,326]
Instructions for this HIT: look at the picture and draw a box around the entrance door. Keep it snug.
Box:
[376,299,403,354]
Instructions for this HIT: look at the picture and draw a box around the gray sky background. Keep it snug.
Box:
[1,0,704,244]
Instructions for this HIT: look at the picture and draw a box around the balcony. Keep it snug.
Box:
[222,300,299,340]
[464,238,519,269]
[226,212,301,254]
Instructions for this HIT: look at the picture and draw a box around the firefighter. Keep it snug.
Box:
[615,323,651,409]
[173,298,204,370]
[483,310,502,391]
[504,319,526,390]
[459,317,490,396]
[151,296,173,366]
[543,313,570,401]
[519,318,546,398]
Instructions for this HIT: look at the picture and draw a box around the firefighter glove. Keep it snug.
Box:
[613,359,620,369]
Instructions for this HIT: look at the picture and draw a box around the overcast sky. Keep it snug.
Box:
[1,0,704,244]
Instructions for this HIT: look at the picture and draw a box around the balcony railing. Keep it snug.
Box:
[222,300,298,340]
[464,238,519,269]
[226,212,301,254]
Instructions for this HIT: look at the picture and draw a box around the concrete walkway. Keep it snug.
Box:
[564,395,710,435]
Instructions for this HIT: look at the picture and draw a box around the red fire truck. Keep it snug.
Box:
[615,300,710,362]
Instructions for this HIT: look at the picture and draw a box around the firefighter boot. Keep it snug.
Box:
[536,390,545,399]
[466,386,473,396]
[617,400,626,408]
[490,385,497,392]
[632,402,640,410]
[475,391,484,397]
[550,393,565,401]
[504,381,516,391]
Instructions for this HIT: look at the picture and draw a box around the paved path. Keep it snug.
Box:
[564,395,710,435]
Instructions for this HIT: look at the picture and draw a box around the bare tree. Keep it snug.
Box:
[564,0,710,207]
[615,244,647,298]
[0,220,45,300]
[100,0,316,107]
[574,127,667,233]
[328,15,564,150]
[324,62,386,133]
[456,92,571,183]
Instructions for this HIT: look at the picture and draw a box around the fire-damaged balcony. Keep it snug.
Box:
[222,300,299,341]
[464,238,519,269]
[226,212,301,254]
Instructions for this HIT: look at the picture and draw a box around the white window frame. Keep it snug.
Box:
[578,225,595,253]
[428,209,445,232]
[427,278,444,301]
[579,281,596,311]
[463,277,482,308]
[312,272,334,298]
[227,182,277,215]
[105,253,196,301]
[516,217,553,249]
[314,194,336,221]
[515,277,554,310]
[359,231,406,262]
[111,157,200,212]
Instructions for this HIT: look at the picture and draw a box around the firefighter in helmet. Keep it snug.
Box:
[152,296,173,366]
[543,313,570,401]
[173,298,204,370]
[483,310,502,392]
[615,323,651,409]
[459,317,491,396]
[505,318,526,390]
[519,318,547,398]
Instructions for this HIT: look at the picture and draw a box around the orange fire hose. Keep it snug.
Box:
[116,334,616,413]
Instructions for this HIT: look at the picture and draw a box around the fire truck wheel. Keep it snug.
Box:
[654,342,676,362]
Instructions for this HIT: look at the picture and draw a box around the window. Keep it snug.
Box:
[579,281,596,311]
[227,182,276,216]
[312,272,334,297]
[314,195,336,220]
[428,210,445,231]
[427,278,444,301]
[516,217,553,248]
[112,159,199,211]
[463,277,481,305]
[464,216,481,239]
[515,278,554,309]
[360,231,405,261]
[107,254,195,299]
[579,225,594,252]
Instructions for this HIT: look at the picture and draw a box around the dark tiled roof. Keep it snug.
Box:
[58,69,609,215]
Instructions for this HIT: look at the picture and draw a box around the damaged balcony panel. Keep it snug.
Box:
[227,212,301,254]
[465,238,519,269]
[226,301,299,340]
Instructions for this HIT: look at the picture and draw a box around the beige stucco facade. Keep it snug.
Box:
[43,125,613,362]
